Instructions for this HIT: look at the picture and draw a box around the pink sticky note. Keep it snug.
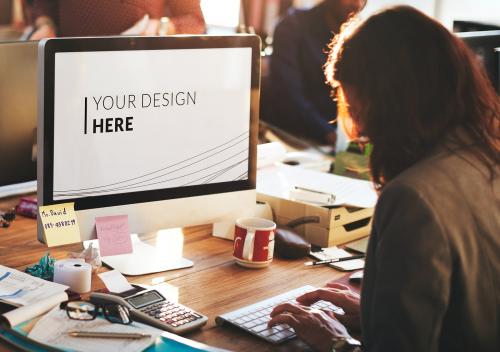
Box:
[95,215,133,257]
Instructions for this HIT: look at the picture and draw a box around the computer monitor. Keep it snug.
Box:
[38,35,260,274]
[457,30,500,94]
[453,20,500,33]
[0,41,37,198]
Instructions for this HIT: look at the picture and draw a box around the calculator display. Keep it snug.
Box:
[127,291,164,309]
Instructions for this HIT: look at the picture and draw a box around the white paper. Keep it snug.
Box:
[310,247,352,261]
[257,142,286,169]
[329,259,365,271]
[28,307,161,352]
[257,164,378,208]
[280,151,331,172]
[0,265,68,307]
[3,291,68,327]
[98,270,134,293]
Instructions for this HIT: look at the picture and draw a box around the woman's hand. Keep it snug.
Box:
[30,16,57,40]
[30,24,56,40]
[268,302,352,352]
[297,283,361,331]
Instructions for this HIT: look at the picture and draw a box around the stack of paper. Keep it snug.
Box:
[0,265,68,307]
[257,164,378,208]
[0,265,68,327]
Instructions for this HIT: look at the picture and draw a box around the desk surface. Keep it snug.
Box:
[0,195,348,352]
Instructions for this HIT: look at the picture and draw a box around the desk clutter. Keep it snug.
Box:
[309,246,365,271]
[0,263,214,351]
[257,167,375,248]
[256,142,377,248]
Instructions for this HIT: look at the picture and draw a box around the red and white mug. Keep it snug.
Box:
[233,217,276,266]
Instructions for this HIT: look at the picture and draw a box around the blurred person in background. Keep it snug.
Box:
[264,0,367,146]
[28,0,205,39]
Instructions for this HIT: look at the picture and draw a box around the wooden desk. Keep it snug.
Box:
[0,195,347,352]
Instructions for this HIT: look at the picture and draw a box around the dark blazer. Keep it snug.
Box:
[361,138,500,351]
[266,2,337,143]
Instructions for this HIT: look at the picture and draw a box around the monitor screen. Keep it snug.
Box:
[40,36,259,211]
[457,30,500,94]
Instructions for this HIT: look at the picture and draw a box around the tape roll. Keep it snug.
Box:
[53,259,92,293]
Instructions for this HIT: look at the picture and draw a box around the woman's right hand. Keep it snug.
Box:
[30,23,56,40]
[296,283,361,331]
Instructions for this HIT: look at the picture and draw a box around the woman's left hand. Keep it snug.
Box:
[268,302,352,352]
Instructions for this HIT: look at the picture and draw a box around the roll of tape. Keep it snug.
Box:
[53,259,92,293]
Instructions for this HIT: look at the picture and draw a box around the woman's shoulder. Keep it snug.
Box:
[378,143,500,238]
[387,141,498,199]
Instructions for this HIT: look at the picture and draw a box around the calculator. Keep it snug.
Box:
[90,289,208,335]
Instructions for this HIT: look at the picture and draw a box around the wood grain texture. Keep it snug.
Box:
[0,195,348,352]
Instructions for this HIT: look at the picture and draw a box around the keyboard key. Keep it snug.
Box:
[268,334,284,343]
[259,328,279,337]
[274,325,285,331]
[242,321,258,329]
[255,317,269,324]
[250,323,269,333]
[275,331,293,339]
[254,310,267,318]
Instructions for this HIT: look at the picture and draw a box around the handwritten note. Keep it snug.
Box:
[95,215,132,256]
[38,203,81,247]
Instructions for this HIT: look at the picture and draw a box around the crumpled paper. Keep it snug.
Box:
[68,242,102,272]
[25,252,55,280]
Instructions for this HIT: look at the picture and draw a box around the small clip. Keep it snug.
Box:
[290,186,336,205]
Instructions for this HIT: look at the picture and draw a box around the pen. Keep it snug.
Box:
[304,254,365,266]
[294,186,334,197]
[67,331,152,339]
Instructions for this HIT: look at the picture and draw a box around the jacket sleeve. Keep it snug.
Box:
[166,0,205,34]
[361,184,452,352]
[270,17,335,142]
[146,0,166,19]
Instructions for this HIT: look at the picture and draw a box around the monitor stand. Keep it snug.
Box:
[84,231,193,276]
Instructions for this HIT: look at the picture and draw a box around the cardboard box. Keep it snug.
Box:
[257,192,373,247]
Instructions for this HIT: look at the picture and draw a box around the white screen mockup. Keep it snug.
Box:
[53,48,252,200]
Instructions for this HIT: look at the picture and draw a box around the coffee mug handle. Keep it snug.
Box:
[242,230,255,261]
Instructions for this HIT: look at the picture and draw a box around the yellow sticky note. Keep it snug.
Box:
[38,202,81,247]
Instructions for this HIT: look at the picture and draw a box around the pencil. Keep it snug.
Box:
[68,331,152,339]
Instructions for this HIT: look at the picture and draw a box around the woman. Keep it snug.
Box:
[269,6,500,352]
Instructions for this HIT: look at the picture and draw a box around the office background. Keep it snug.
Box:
[1,0,500,42]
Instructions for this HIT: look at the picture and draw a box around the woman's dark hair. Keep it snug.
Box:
[326,6,500,189]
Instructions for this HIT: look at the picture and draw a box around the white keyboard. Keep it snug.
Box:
[215,285,343,344]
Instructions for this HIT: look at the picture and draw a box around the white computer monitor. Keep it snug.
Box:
[38,35,260,274]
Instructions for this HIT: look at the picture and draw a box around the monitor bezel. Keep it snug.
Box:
[39,35,260,211]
